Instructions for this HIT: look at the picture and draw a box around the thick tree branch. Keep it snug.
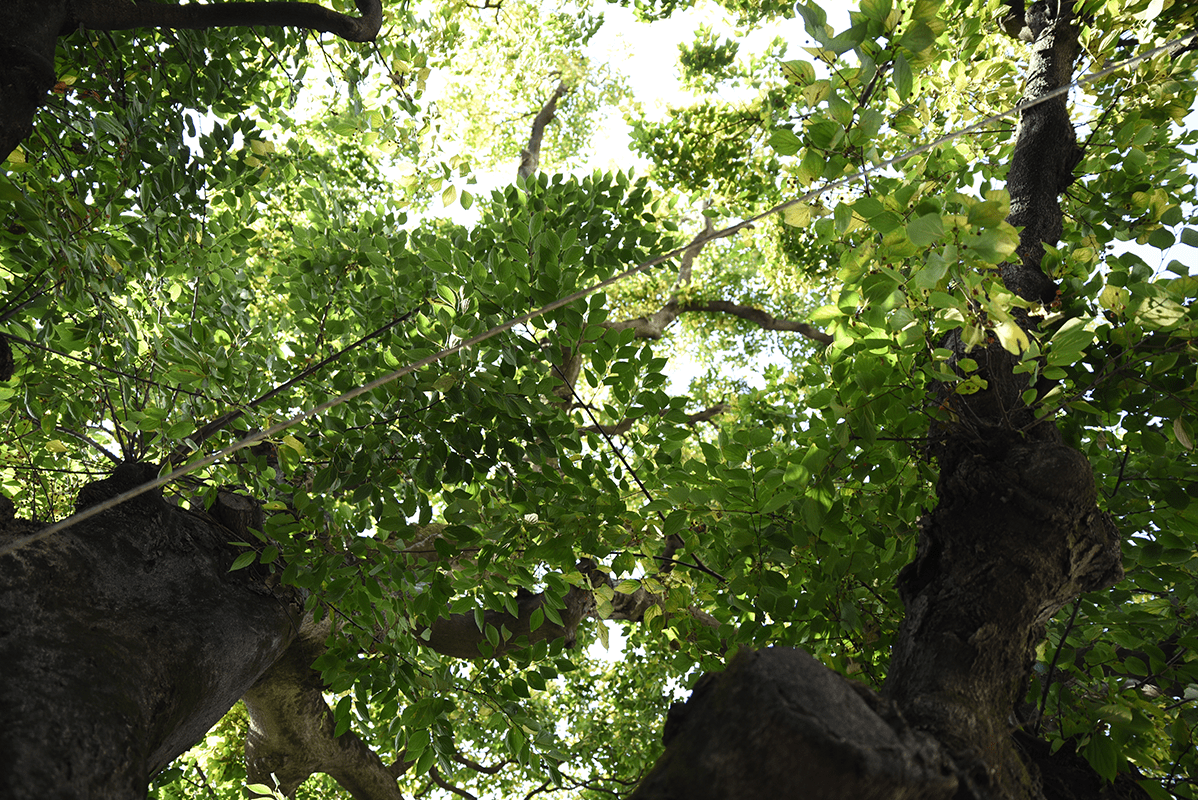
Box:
[68,0,384,42]
[880,9,1126,798]
[518,81,570,180]
[243,617,407,800]
[606,297,831,345]
[428,767,479,800]
[601,214,831,346]
[452,753,511,775]
[603,215,714,340]
[0,0,382,162]
[631,649,957,799]
[681,300,834,344]
[421,579,596,659]
[0,466,303,797]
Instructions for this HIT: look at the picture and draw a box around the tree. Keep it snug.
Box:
[1,0,1197,798]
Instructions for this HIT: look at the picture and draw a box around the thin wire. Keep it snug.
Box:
[2,29,1194,558]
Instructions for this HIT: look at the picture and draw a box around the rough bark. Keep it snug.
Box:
[881,14,1123,798]
[242,616,410,800]
[68,0,383,42]
[0,0,63,164]
[0,0,382,163]
[885,437,1122,798]
[0,463,303,799]
[680,300,834,344]
[630,648,958,800]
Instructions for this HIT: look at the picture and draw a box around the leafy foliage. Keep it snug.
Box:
[3,0,1198,797]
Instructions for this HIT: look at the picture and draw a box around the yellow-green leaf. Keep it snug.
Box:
[994,320,1029,355]
[1174,418,1193,451]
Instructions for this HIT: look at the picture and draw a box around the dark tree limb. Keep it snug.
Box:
[0,466,303,798]
[68,0,383,42]
[602,214,714,342]
[882,8,1127,799]
[630,648,958,800]
[681,300,835,344]
[421,576,597,659]
[428,767,479,800]
[0,1,63,162]
[606,297,831,345]
[0,0,383,162]
[600,214,831,346]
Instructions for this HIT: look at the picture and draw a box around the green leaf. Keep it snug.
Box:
[794,2,828,40]
[906,212,943,246]
[967,226,1019,263]
[893,53,913,101]
[967,200,1006,227]
[798,149,824,184]
[769,128,803,156]
[1083,733,1119,782]
[229,551,257,571]
[780,60,815,85]
[1048,318,1095,364]
[913,251,949,289]
[860,0,893,23]
[898,21,937,54]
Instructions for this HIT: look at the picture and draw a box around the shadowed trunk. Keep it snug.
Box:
[0,464,304,798]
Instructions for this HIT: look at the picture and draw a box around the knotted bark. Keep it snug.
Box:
[883,8,1123,799]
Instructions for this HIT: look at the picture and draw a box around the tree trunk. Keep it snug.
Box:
[0,464,302,798]
[633,8,1129,800]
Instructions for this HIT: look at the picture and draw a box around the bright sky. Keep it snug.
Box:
[584,0,853,116]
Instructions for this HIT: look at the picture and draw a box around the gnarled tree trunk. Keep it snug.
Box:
[632,8,1129,800]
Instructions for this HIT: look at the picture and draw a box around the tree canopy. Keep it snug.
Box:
[1,0,1197,798]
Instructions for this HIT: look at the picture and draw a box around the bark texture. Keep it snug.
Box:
[882,15,1122,796]
[0,463,303,798]
[0,468,607,798]
[0,0,63,163]
[68,0,383,42]
[242,616,409,800]
[630,648,958,800]
[518,81,570,180]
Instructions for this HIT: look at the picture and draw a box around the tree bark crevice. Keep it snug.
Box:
[630,648,959,800]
